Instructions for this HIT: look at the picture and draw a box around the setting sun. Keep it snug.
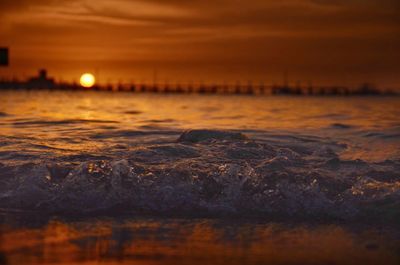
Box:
[80,73,95,88]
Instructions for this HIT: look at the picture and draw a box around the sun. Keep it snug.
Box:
[80,73,96,88]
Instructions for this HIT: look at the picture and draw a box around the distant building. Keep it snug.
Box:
[27,69,55,89]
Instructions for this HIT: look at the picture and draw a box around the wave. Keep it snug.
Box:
[89,129,179,139]
[362,131,400,139]
[123,110,143,115]
[0,129,399,221]
[329,123,354,129]
[11,119,119,126]
[0,111,9,117]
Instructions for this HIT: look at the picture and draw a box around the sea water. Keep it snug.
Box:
[0,90,399,264]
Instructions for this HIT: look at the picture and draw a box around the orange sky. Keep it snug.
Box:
[0,0,399,88]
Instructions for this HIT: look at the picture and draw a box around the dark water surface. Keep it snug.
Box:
[0,91,399,264]
[0,215,399,265]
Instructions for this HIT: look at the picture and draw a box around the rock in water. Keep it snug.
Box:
[177,129,248,143]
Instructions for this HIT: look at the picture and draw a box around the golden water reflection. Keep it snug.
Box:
[1,91,399,162]
[0,216,399,265]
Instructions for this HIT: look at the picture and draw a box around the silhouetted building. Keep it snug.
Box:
[27,69,55,89]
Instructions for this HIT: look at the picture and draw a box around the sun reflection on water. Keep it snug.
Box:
[0,217,398,265]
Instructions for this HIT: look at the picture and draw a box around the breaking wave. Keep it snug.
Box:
[0,129,399,221]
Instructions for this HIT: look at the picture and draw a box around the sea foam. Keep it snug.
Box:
[0,130,399,221]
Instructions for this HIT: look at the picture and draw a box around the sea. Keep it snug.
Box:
[0,90,399,264]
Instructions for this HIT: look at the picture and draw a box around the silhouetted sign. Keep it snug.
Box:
[0,48,9,66]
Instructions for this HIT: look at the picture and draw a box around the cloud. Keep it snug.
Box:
[0,0,66,12]
[2,0,398,31]
[0,0,399,86]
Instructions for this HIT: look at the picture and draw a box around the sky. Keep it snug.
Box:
[0,0,399,88]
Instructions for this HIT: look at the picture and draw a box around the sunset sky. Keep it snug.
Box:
[0,0,399,87]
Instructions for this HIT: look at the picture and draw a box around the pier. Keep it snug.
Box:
[0,69,397,96]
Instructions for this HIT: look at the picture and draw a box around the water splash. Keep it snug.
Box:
[1,130,398,221]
